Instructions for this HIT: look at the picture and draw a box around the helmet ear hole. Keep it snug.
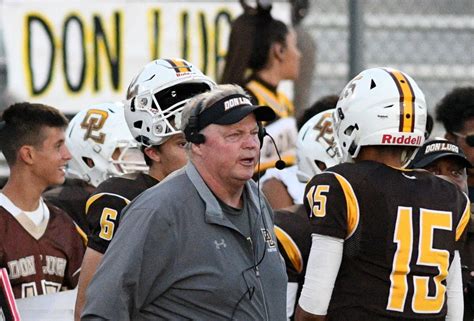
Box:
[344,124,359,136]
[314,160,327,171]
[82,157,95,168]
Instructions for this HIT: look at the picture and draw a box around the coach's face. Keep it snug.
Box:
[200,114,260,187]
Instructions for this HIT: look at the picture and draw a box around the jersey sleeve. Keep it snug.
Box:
[274,205,312,283]
[85,193,131,254]
[455,194,471,242]
[304,172,359,240]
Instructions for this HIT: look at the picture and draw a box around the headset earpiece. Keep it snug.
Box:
[184,101,206,144]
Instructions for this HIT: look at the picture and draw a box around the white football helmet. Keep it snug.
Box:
[124,58,216,146]
[66,102,147,187]
[296,109,341,182]
[334,67,427,162]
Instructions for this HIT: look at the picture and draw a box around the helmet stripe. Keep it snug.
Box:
[384,69,415,133]
[165,58,192,73]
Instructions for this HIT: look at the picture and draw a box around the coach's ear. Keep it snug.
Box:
[18,145,35,165]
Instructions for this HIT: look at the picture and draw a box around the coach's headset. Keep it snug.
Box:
[183,94,286,170]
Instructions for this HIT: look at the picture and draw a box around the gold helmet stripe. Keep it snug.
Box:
[165,58,192,73]
[384,69,415,133]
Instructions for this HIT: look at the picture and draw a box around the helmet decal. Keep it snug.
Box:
[80,109,110,144]
[383,68,415,133]
[296,109,341,182]
[66,102,147,187]
[164,58,193,73]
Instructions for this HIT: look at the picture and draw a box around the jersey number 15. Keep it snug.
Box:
[387,206,451,314]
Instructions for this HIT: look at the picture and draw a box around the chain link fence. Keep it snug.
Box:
[300,0,474,136]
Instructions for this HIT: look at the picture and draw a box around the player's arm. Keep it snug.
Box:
[445,250,464,320]
[85,192,130,254]
[296,171,353,321]
[262,178,294,209]
[74,247,104,321]
[295,234,343,321]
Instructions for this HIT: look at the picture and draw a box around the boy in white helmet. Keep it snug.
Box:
[44,102,146,234]
[296,68,469,321]
[74,58,215,320]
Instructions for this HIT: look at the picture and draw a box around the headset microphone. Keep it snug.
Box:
[262,129,286,170]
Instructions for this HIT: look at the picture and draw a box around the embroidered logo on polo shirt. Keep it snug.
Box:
[261,228,277,252]
[214,239,227,249]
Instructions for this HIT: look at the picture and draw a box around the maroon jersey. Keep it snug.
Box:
[43,178,95,235]
[0,204,85,298]
[304,161,470,320]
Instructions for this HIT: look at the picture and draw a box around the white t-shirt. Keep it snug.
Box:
[0,193,49,226]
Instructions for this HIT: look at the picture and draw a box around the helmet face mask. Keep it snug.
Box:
[125,58,216,146]
[66,102,147,187]
[334,67,427,163]
[296,109,341,182]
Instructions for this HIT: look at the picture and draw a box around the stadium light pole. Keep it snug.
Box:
[348,0,365,80]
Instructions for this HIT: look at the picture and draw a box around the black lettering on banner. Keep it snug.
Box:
[198,12,208,74]
[93,12,122,92]
[180,11,189,60]
[62,14,86,92]
[149,9,161,60]
[214,10,232,80]
[26,15,55,96]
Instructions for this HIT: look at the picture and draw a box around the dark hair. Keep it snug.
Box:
[0,102,68,165]
[297,95,339,130]
[220,9,289,85]
[435,86,474,133]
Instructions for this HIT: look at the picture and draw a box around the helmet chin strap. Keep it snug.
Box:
[400,147,418,169]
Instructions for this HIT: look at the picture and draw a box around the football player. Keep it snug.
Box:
[295,68,470,321]
[0,102,85,298]
[267,110,340,320]
[74,58,215,320]
[44,102,146,234]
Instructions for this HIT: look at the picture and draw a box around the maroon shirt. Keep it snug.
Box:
[0,204,85,298]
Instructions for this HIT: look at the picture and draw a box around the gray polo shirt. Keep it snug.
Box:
[82,162,287,320]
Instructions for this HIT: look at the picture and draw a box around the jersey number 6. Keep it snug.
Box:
[99,208,118,241]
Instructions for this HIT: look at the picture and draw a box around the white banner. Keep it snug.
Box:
[1,0,290,114]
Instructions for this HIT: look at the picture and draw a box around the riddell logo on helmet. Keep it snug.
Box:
[176,72,192,77]
[381,134,422,145]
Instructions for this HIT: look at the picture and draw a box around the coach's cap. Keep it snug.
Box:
[197,94,275,130]
[409,138,472,169]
